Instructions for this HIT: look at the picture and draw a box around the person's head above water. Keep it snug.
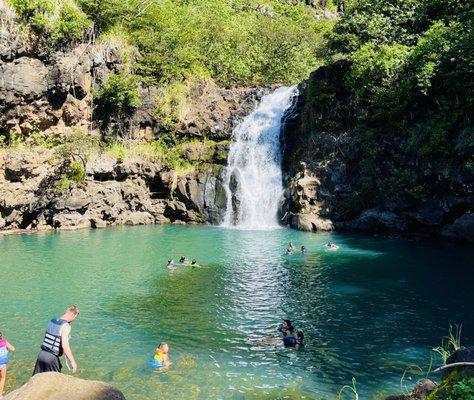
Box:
[296,330,304,341]
[282,319,294,331]
[156,342,169,354]
[191,259,196,265]
[301,246,306,251]
[61,305,80,323]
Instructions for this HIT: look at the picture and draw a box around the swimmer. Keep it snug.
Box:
[283,330,304,349]
[295,331,304,349]
[166,259,176,269]
[190,259,202,268]
[149,342,170,369]
[301,246,307,253]
[286,242,295,254]
[278,319,294,337]
[252,321,301,347]
[325,241,339,250]
[179,256,189,265]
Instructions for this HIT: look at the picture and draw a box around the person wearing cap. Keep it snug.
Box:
[32,305,80,375]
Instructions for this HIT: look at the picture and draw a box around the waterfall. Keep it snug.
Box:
[221,85,298,229]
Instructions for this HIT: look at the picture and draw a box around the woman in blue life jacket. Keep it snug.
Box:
[283,330,304,350]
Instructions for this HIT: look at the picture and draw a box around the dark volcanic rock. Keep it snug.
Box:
[280,62,474,242]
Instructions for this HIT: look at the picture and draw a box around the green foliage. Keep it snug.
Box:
[56,176,72,191]
[433,324,462,365]
[67,160,86,183]
[9,0,92,47]
[27,131,65,148]
[155,82,190,131]
[304,0,473,209]
[95,72,141,115]
[54,130,100,169]
[449,378,474,400]
[79,0,334,86]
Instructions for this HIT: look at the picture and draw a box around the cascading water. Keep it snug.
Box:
[221,85,298,229]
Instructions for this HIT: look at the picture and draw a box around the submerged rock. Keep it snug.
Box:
[4,372,125,400]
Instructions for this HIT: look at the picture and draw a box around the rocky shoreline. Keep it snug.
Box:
[0,148,231,233]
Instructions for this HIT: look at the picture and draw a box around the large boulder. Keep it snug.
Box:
[346,209,407,233]
[4,372,125,400]
[0,57,49,104]
[291,213,333,232]
[442,212,474,243]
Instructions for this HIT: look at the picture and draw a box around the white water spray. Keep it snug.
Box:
[221,86,298,229]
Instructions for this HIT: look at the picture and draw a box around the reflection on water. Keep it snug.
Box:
[0,225,473,399]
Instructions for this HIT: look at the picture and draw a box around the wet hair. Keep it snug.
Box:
[296,330,304,340]
[283,319,294,333]
[191,259,196,265]
[67,305,80,315]
[168,259,172,263]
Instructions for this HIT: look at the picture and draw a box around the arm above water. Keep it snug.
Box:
[61,324,77,373]
[5,340,15,352]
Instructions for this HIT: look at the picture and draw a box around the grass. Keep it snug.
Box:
[433,324,462,365]
[104,138,228,174]
[338,377,359,400]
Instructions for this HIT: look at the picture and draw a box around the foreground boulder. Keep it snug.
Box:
[4,372,125,400]
[385,379,437,400]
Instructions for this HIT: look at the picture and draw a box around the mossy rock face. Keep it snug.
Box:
[181,140,229,165]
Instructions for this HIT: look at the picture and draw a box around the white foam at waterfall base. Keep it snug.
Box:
[221,85,298,229]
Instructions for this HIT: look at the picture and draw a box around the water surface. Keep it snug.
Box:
[0,225,472,399]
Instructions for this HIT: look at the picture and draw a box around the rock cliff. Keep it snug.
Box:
[0,3,270,233]
[281,63,474,242]
[0,148,230,232]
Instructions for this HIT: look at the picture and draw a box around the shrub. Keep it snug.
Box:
[68,160,85,183]
[449,378,474,400]
[9,0,91,47]
[95,72,141,115]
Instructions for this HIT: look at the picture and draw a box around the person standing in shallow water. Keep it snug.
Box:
[0,332,15,397]
[33,305,79,375]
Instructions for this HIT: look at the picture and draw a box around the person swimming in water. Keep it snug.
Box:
[278,319,294,336]
[179,256,189,265]
[149,342,170,369]
[325,241,339,250]
[253,320,303,348]
[284,330,304,349]
[301,246,307,253]
[166,259,176,269]
[286,243,295,254]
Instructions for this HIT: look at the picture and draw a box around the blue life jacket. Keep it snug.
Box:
[283,336,297,347]
[41,318,67,356]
